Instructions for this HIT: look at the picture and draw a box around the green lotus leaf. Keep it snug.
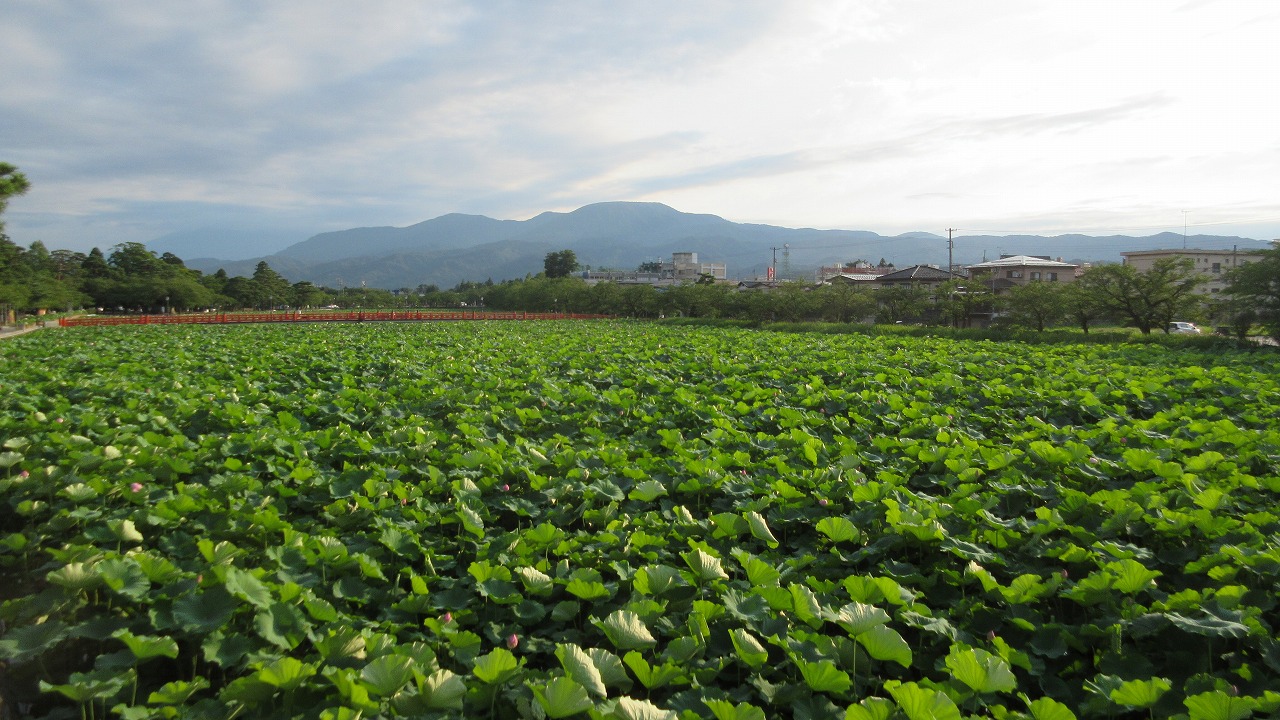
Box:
[885,680,962,720]
[418,669,466,711]
[1167,612,1250,638]
[254,602,312,650]
[1109,677,1171,709]
[845,697,896,720]
[40,668,133,704]
[705,698,767,720]
[622,651,685,690]
[223,566,273,608]
[47,562,103,592]
[682,549,728,583]
[556,643,606,698]
[173,588,237,634]
[98,557,150,600]
[256,656,317,691]
[598,610,657,650]
[729,629,769,668]
[744,511,778,547]
[826,601,890,636]
[361,654,415,696]
[608,696,678,720]
[817,516,859,544]
[457,504,485,539]
[795,657,852,695]
[1184,690,1258,720]
[944,646,1016,694]
[473,647,522,684]
[113,630,179,661]
[1021,696,1078,720]
[565,577,611,601]
[147,678,211,706]
[634,565,687,596]
[629,480,667,501]
[531,676,595,719]
[0,620,67,662]
[587,647,633,692]
[1107,559,1161,594]
[855,625,912,668]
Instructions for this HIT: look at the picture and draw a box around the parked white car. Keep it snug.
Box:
[1168,321,1201,334]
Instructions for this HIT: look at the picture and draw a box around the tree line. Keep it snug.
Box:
[2,162,1276,338]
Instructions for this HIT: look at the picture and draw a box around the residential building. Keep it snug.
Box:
[964,255,1078,293]
[875,264,962,290]
[1120,248,1266,295]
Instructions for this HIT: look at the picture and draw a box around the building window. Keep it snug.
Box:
[1030,271,1041,280]
[1007,270,1022,279]
[1049,273,1059,281]
[1212,263,1221,273]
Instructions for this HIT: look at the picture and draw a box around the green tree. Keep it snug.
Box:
[291,281,327,308]
[813,282,876,323]
[80,247,113,279]
[1087,259,1204,334]
[875,285,930,324]
[1062,274,1109,334]
[108,242,163,276]
[544,249,579,279]
[1224,244,1280,341]
[935,279,996,328]
[252,261,292,308]
[1004,281,1066,332]
[0,163,31,233]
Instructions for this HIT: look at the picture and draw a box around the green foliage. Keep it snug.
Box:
[1,322,1278,718]
[1225,244,1280,341]
[544,249,580,278]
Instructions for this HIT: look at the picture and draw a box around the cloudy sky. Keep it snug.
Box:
[3,1,1278,258]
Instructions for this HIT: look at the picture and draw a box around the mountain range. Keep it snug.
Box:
[174,202,1274,289]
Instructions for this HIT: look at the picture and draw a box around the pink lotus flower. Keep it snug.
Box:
[442,612,453,624]
[818,498,828,507]
[19,470,30,479]
[505,634,519,649]
[129,482,144,493]
[987,630,997,641]
[501,484,510,492]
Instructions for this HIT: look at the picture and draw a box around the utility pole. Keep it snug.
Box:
[769,246,779,281]
[946,228,956,276]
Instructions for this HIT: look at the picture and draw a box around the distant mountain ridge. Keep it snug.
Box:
[183,202,1272,289]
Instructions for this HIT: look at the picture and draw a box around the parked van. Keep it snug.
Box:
[1168,321,1201,334]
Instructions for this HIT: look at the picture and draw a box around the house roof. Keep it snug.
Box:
[876,265,959,281]
[827,273,883,283]
[967,255,1077,269]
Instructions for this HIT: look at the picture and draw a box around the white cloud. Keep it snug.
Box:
[3,0,1278,255]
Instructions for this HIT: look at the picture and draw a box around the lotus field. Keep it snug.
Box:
[2,322,1279,720]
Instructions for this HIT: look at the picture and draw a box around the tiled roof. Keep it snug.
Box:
[967,255,1077,269]
[876,265,958,281]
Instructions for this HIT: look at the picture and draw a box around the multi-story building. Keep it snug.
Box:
[1119,248,1266,295]
[964,255,1078,293]
[582,252,727,286]
[670,252,727,281]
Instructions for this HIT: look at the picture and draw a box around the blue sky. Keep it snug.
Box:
[3,1,1278,258]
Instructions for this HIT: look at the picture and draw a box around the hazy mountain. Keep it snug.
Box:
[184,202,1273,289]
[148,226,310,259]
